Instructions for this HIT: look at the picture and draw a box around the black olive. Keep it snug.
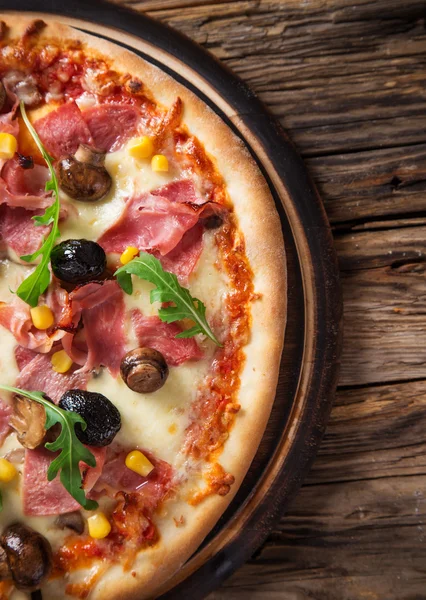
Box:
[51,239,106,284]
[59,390,121,447]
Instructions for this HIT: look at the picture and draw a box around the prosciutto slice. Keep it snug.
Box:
[0,398,12,446]
[57,280,127,377]
[0,157,53,210]
[95,449,173,511]
[131,309,202,366]
[0,205,50,256]
[34,101,93,159]
[157,222,204,282]
[16,351,91,404]
[23,446,106,516]
[82,104,139,152]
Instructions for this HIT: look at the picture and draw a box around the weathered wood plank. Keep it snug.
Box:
[122,0,426,156]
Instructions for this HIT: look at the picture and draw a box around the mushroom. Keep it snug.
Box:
[10,395,46,450]
[56,144,112,202]
[55,511,85,535]
[0,523,52,590]
[120,348,169,393]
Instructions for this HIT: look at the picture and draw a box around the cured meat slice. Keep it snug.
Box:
[131,309,203,366]
[82,104,139,152]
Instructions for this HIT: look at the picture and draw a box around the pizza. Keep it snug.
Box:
[0,16,286,600]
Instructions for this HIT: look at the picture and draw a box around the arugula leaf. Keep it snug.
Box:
[0,385,98,511]
[16,102,61,307]
[115,252,222,346]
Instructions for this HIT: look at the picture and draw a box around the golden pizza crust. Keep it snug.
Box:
[0,15,286,600]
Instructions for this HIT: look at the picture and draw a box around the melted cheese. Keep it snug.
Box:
[0,136,230,595]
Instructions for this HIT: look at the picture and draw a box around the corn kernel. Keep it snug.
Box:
[125,450,154,477]
[120,246,139,265]
[0,458,17,483]
[30,305,54,330]
[128,136,154,160]
[0,133,17,159]
[151,154,169,172]
[51,350,73,374]
[88,513,111,539]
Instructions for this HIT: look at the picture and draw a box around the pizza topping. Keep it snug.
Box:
[59,390,121,447]
[131,311,203,366]
[56,144,112,202]
[22,446,105,516]
[55,511,85,535]
[128,136,154,160]
[0,458,17,483]
[120,347,169,394]
[30,304,54,330]
[0,133,17,159]
[0,523,52,590]
[0,156,52,211]
[82,104,139,152]
[34,101,93,159]
[117,252,221,345]
[0,81,6,111]
[16,102,61,308]
[2,71,41,108]
[125,450,154,477]
[10,393,47,449]
[151,154,169,172]
[51,239,107,284]
[87,512,111,540]
[51,349,73,374]
[0,400,11,446]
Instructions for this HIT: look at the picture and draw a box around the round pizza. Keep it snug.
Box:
[0,16,286,600]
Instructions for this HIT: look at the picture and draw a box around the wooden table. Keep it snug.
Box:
[117,0,426,597]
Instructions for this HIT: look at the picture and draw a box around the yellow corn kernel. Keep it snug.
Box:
[125,450,154,477]
[30,305,54,330]
[88,513,111,539]
[51,350,73,374]
[120,246,139,265]
[128,136,154,160]
[0,458,17,483]
[151,154,169,172]
[0,133,17,159]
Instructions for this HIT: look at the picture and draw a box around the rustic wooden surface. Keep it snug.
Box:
[114,0,426,597]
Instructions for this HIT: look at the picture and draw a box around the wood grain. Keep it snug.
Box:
[113,0,426,597]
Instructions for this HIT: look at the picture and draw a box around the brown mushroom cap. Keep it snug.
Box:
[1,523,52,590]
[120,348,169,393]
[10,395,46,450]
[55,511,85,535]
[56,144,112,202]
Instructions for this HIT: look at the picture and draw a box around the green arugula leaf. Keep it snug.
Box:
[0,385,98,511]
[16,102,61,307]
[115,252,222,346]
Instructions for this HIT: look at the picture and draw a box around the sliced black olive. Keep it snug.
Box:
[59,390,121,447]
[0,523,52,590]
[56,144,112,202]
[51,239,106,284]
[120,348,169,393]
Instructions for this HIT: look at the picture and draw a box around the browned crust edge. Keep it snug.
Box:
[0,15,287,600]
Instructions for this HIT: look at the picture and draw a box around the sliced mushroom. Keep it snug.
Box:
[55,511,85,535]
[0,523,52,590]
[120,348,169,393]
[10,395,46,450]
[56,144,112,202]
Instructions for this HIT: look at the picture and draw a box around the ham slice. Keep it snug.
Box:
[16,351,90,404]
[23,446,106,516]
[34,101,93,159]
[0,157,53,211]
[157,222,204,282]
[0,205,50,256]
[57,281,127,377]
[152,179,203,206]
[95,449,173,511]
[82,104,139,152]
[0,398,12,446]
[131,309,202,366]
[98,192,199,256]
